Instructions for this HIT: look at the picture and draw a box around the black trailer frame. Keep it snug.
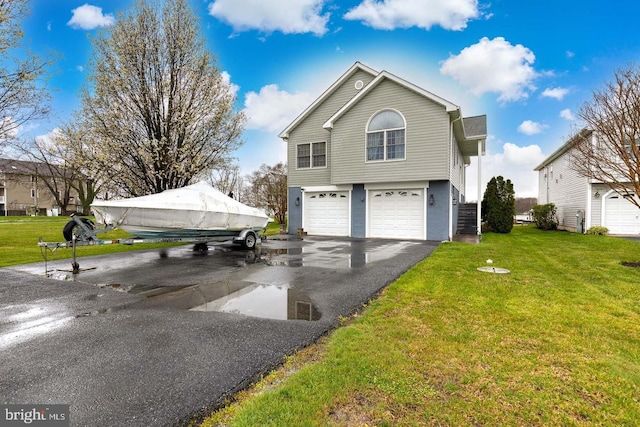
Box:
[38,214,264,274]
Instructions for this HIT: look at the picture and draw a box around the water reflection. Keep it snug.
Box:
[126,281,321,321]
[190,283,321,321]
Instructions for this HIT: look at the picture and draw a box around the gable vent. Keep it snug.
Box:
[354,80,364,90]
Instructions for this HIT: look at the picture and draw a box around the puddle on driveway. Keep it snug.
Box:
[114,280,321,321]
[21,237,425,322]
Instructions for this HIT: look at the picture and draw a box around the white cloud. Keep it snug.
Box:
[541,87,569,100]
[35,128,63,154]
[518,120,548,135]
[0,117,19,140]
[76,65,84,72]
[220,71,239,97]
[560,108,575,121]
[208,0,329,36]
[343,0,480,31]
[243,84,316,133]
[67,4,115,30]
[466,141,545,199]
[440,37,537,102]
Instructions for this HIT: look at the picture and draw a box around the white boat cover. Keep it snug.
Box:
[91,181,269,234]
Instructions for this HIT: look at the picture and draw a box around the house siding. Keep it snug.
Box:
[287,69,376,188]
[537,149,588,231]
[0,165,81,216]
[449,134,465,196]
[330,79,450,185]
[540,152,587,231]
[590,183,611,227]
[427,180,450,241]
[287,187,303,234]
[351,184,366,237]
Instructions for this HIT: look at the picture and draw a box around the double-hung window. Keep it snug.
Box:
[366,110,406,162]
[297,142,326,169]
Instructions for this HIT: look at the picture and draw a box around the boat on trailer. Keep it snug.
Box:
[90,181,270,240]
[39,182,270,273]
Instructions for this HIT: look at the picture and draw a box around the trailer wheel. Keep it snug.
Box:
[63,218,94,242]
[241,231,257,250]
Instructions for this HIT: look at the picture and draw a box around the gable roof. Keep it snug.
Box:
[0,157,73,178]
[0,158,42,175]
[534,128,593,171]
[322,69,459,130]
[278,62,378,139]
[462,115,487,138]
[279,61,487,158]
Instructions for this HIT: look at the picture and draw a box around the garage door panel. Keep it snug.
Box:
[368,189,424,240]
[304,191,349,236]
[604,193,640,234]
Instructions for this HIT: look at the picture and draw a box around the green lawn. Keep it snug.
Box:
[201,226,640,426]
[0,216,283,268]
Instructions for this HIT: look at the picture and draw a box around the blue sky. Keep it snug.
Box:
[13,0,640,198]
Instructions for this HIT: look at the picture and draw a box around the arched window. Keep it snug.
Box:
[366,110,405,161]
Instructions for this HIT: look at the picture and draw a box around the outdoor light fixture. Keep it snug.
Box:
[295,197,300,206]
[594,191,600,199]
[429,194,435,205]
[452,196,457,205]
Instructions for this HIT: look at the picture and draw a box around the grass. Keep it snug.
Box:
[200,226,640,426]
[0,216,283,268]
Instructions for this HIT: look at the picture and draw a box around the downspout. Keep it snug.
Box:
[450,116,462,240]
[545,166,550,203]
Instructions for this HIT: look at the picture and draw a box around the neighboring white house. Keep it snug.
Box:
[279,62,487,241]
[534,129,640,234]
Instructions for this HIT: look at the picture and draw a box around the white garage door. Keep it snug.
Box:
[303,191,349,236]
[368,189,424,239]
[604,193,640,234]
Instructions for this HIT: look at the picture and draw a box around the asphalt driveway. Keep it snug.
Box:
[1,236,438,426]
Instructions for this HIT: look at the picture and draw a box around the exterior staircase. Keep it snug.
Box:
[454,203,480,243]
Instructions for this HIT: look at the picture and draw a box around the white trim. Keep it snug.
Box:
[600,189,616,228]
[295,141,328,170]
[364,109,407,163]
[279,62,378,139]
[586,182,593,229]
[323,70,459,130]
[364,181,429,191]
[477,139,482,235]
[302,185,353,192]
[448,184,453,240]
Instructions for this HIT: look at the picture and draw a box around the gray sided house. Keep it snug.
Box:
[535,129,640,235]
[279,62,487,241]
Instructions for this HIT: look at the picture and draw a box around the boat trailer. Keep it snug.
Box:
[38,214,264,274]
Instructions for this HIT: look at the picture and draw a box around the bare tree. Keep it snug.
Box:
[246,163,287,227]
[44,124,113,212]
[77,0,245,197]
[0,0,56,146]
[569,65,640,209]
[11,130,82,215]
[203,163,240,197]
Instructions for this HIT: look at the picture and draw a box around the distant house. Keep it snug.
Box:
[279,62,487,241]
[0,158,81,216]
[534,130,640,234]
